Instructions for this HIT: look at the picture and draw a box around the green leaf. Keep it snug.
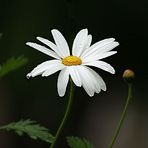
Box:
[0,119,54,143]
[67,136,94,148]
[0,56,28,78]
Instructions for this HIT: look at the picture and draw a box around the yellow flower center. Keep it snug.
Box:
[62,56,82,66]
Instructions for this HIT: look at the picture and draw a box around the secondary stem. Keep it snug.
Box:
[50,80,74,148]
[108,83,133,148]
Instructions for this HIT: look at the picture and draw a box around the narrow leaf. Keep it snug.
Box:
[67,136,94,148]
[0,56,28,78]
[0,119,54,143]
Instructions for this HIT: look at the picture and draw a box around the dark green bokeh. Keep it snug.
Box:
[0,0,148,147]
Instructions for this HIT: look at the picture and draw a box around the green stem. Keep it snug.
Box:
[108,83,133,148]
[50,80,74,148]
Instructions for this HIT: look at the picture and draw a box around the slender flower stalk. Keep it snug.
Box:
[50,80,74,148]
[108,69,134,148]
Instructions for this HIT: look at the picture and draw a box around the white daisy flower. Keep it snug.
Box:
[26,29,119,97]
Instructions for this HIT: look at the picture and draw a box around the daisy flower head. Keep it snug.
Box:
[26,29,119,97]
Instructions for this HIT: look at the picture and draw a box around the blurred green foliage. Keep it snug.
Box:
[0,119,55,144]
[0,56,28,78]
[67,136,94,148]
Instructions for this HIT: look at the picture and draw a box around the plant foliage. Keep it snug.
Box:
[67,136,94,148]
[0,56,28,78]
[0,119,54,143]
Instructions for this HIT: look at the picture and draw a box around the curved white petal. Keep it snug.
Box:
[84,67,101,94]
[72,29,88,57]
[27,60,61,78]
[80,34,92,57]
[82,42,119,62]
[77,66,95,97]
[81,38,116,58]
[26,42,60,59]
[86,67,106,91]
[96,41,119,53]
[51,29,70,58]
[83,41,119,60]
[69,66,82,87]
[82,51,117,63]
[57,68,69,97]
[42,63,65,77]
[82,60,115,74]
[85,34,92,49]
[37,37,63,58]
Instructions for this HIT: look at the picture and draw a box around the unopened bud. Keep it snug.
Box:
[123,69,135,83]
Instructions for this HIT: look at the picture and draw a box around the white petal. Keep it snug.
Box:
[27,60,61,78]
[82,41,119,62]
[82,41,119,60]
[69,66,82,87]
[80,34,92,57]
[26,42,60,59]
[82,60,115,74]
[72,29,88,57]
[82,51,117,63]
[42,63,65,77]
[36,37,63,58]
[57,68,69,97]
[81,38,115,58]
[84,67,101,94]
[51,29,70,58]
[85,34,92,49]
[86,67,106,91]
[96,41,119,53]
[77,66,95,97]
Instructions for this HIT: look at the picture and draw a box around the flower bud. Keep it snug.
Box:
[123,69,135,83]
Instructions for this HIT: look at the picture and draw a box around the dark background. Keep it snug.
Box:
[0,0,148,147]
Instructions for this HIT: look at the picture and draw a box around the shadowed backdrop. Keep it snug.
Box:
[0,0,148,147]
